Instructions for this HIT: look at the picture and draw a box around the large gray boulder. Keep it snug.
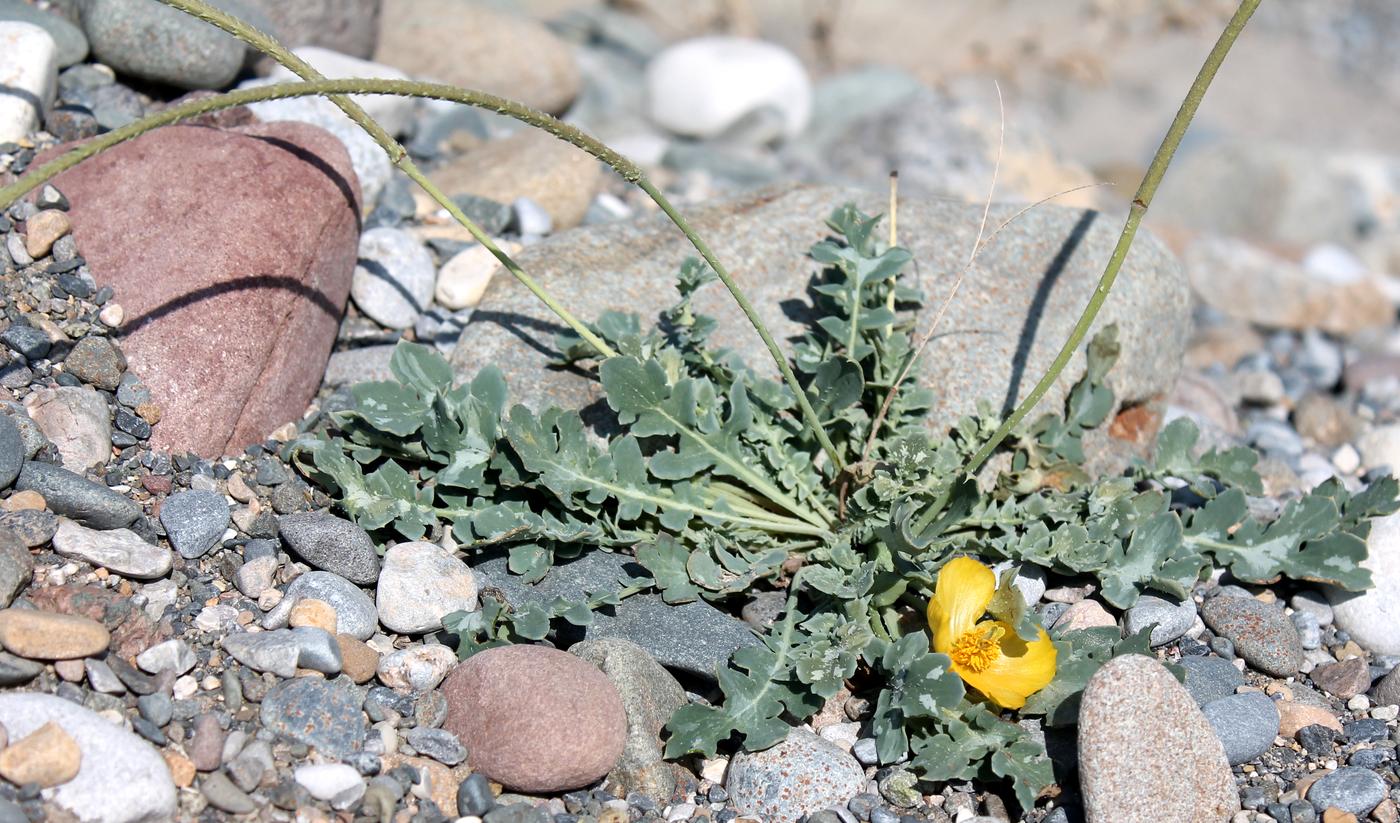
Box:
[451,183,1189,439]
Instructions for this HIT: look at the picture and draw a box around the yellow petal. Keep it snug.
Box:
[927,557,996,654]
[957,621,1058,710]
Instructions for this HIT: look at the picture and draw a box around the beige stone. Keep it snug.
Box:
[24,209,71,259]
[376,1,579,114]
[0,490,46,512]
[0,609,110,659]
[1052,599,1116,632]
[427,130,601,231]
[289,598,338,633]
[1078,655,1238,823]
[1278,701,1343,737]
[0,721,81,788]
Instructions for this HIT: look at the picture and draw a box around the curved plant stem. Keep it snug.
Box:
[20,0,846,477]
[909,0,1262,540]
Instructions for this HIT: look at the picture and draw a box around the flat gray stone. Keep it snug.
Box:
[1307,766,1386,816]
[727,728,864,823]
[451,183,1189,449]
[0,411,24,490]
[17,461,140,529]
[223,629,299,678]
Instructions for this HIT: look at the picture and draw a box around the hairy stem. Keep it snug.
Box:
[913,0,1262,538]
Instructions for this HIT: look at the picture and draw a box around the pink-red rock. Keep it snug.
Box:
[28,122,361,457]
[440,644,626,793]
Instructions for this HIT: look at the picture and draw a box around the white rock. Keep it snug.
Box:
[1328,509,1400,655]
[295,762,366,809]
[241,78,391,207]
[99,303,124,328]
[376,541,479,634]
[222,629,300,678]
[512,196,552,236]
[265,47,415,137]
[1333,443,1362,475]
[376,644,456,692]
[24,386,112,471]
[646,37,811,140]
[52,519,172,581]
[1357,425,1400,477]
[0,23,58,143]
[351,227,436,329]
[135,638,196,676]
[434,241,517,310]
[140,579,179,621]
[0,692,176,823]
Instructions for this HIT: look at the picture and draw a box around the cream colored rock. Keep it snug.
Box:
[1052,599,1116,632]
[25,209,72,259]
[24,386,112,472]
[434,242,518,310]
[427,130,601,230]
[0,23,57,143]
[0,721,81,787]
[0,609,110,659]
[376,0,579,114]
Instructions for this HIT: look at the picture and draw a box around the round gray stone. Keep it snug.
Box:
[278,512,380,585]
[1307,766,1386,815]
[159,489,230,559]
[1200,692,1279,765]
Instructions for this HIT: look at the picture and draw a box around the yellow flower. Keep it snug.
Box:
[926,556,1057,710]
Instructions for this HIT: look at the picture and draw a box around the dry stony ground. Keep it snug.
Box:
[1,1,1399,823]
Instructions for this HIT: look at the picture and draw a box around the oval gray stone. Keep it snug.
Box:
[1177,655,1245,707]
[222,629,299,678]
[80,0,245,89]
[1200,692,1279,765]
[260,676,366,759]
[1201,595,1303,677]
[17,461,140,529]
[1307,766,1386,815]
[278,512,381,585]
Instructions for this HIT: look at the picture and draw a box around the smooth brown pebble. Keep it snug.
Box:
[0,609,110,659]
[337,634,379,685]
[0,491,46,512]
[1279,701,1344,736]
[440,644,626,793]
[24,210,71,258]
